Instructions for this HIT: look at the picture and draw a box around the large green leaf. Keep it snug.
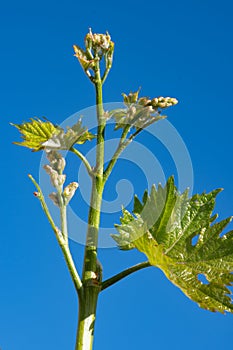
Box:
[112,177,233,313]
[12,118,95,151]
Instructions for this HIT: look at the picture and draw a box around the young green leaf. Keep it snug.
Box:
[112,177,233,313]
[12,118,95,151]
[11,118,61,151]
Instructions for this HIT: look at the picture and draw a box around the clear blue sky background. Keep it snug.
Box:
[1,0,233,349]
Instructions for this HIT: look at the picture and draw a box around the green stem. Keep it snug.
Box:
[83,69,105,279]
[101,261,151,291]
[103,114,166,183]
[101,67,111,84]
[103,125,131,183]
[75,285,99,350]
[28,175,83,296]
[60,242,84,297]
[28,174,59,236]
[71,147,93,177]
[57,182,68,244]
[75,63,105,350]
[60,203,68,243]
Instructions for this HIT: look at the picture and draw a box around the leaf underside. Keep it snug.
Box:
[11,118,95,151]
[112,177,233,313]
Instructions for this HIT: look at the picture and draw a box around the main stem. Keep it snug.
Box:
[75,67,105,350]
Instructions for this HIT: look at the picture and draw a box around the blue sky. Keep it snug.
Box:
[1,0,233,349]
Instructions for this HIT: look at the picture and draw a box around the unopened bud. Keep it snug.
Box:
[84,29,113,56]
[43,165,66,188]
[56,157,66,172]
[170,98,178,105]
[122,93,129,105]
[146,105,154,113]
[158,102,167,108]
[56,174,66,187]
[49,192,60,207]
[63,182,79,205]
[153,97,179,109]
[105,42,114,69]
[46,151,66,172]
[128,91,139,104]
[138,97,149,106]
[43,164,54,175]
[46,150,58,162]
[85,29,93,50]
[145,99,152,107]
[122,90,139,105]
[50,172,59,188]
[151,98,159,107]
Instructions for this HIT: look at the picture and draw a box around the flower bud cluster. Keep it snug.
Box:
[73,29,114,79]
[43,164,66,188]
[123,91,178,110]
[113,91,178,130]
[44,151,79,207]
[44,151,66,206]
[46,150,66,172]
[138,96,178,109]
[85,30,112,53]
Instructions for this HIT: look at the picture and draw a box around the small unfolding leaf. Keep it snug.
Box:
[12,118,95,151]
[42,119,95,150]
[109,91,178,130]
[112,177,233,313]
[73,44,95,72]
